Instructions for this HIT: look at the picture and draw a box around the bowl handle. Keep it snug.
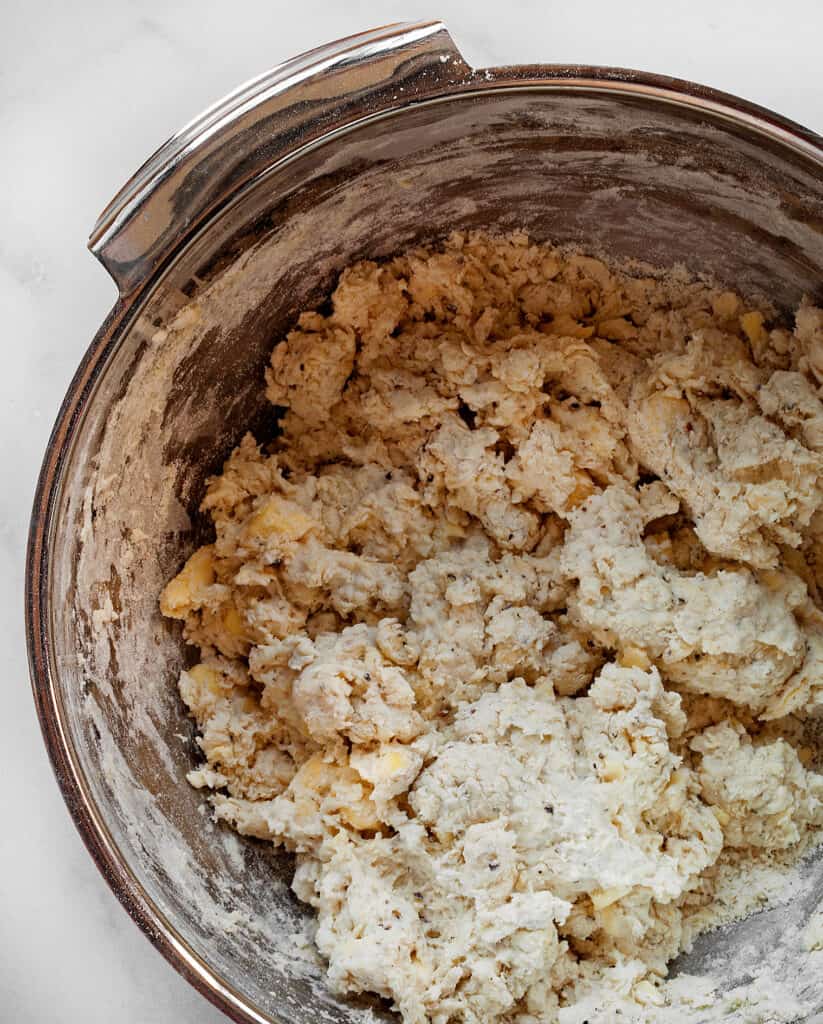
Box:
[88,21,472,297]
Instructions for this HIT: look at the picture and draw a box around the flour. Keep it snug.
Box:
[160,232,823,1022]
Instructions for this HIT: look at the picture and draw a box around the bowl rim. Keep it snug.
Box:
[26,63,823,1024]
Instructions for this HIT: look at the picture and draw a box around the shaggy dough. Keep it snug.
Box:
[161,233,823,1023]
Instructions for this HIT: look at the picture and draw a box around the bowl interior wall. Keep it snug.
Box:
[48,87,823,1022]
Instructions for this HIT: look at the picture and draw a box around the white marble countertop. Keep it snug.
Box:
[3,0,822,1020]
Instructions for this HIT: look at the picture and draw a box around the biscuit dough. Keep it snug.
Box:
[162,233,823,1023]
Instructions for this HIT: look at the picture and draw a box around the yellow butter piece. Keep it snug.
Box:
[384,749,410,774]
[740,310,766,345]
[188,663,222,697]
[244,496,314,541]
[619,645,651,670]
[565,471,595,510]
[367,746,414,781]
[340,802,380,830]
[295,756,380,830]
[712,291,740,318]
[297,755,334,790]
[634,980,665,1007]
[644,392,691,429]
[223,606,247,638]
[599,758,626,783]
[160,546,215,618]
[208,742,233,764]
[591,886,631,911]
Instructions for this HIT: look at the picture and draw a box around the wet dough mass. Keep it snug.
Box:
[161,233,823,1023]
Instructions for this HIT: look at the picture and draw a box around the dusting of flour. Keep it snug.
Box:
[160,233,823,1023]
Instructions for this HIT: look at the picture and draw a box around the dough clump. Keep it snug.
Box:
[162,233,823,1023]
